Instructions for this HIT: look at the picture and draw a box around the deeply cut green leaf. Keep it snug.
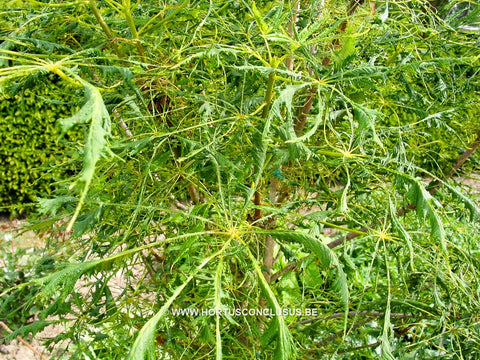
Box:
[58,76,112,231]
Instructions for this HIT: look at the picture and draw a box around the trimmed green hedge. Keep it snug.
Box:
[0,80,81,215]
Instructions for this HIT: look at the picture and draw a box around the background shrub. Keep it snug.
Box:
[0,77,81,215]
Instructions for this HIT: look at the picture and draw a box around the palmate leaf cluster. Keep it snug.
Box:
[1,0,480,359]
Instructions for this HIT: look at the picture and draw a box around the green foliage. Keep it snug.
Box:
[0,239,52,332]
[1,0,480,359]
[58,76,112,231]
[0,78,81,215]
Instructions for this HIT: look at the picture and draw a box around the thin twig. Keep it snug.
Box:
[270,261,298,283]
[327,226,368,249]
[290,310,413,327]
[295,0,366,132]
[0,321,49,360]
[448,131,480,177]
[316,317,373,348]
[113,108,135,139]
[336,340,381,354]
[254,189,262,222]
[87,0,123,58]
[270,227,368,279]
[322,0,365,66]
[284,1,300,71]
[263,235,276,282]
[425,131,480,195]
[271,226,370,279]
[294,89,314,135]
[437,302,453,356]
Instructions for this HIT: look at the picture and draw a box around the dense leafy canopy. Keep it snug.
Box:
[0,80,81,213]
[1,0,480,359]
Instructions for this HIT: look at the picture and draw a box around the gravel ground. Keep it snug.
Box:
[0,322,66,360]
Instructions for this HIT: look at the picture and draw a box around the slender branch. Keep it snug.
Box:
[437,302,453,356]
[87,0,123,58]
[294,2,320,134]
[0,321,49,360]
[255,72,278,285]
[284,1,300,71]
[187,184,199,204]
[321,0,365,65]
[261,72,276,119]
[296,0,366,130]
[173,199,190,210]
[271,226,370,280]
[291,310,413,327]
[87,0,115,39]
[149,94,200,205]
[253,72,276,222]
[263,235,275,282]
[270,260,298,283]
[448,130,480,177]
[426,131,480,195]
[294,89,314,135]
[263,179,284,281]
[254,189,262,221]
[122,0,146,61]
[114,94,194,208]
[316,317,373,348]
[270,227,368,280]
[336,341,381,354]
[327,226,368,249]
[113,108,134,139]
